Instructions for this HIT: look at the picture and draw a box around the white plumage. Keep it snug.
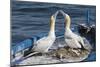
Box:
[34,36,55,53]
[64,29,84,48]
[33,11,59,53]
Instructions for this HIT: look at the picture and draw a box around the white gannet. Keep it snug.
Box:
[32,11,59,53]
[60,10,92,50]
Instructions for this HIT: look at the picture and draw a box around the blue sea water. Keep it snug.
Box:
[11,1,96,62]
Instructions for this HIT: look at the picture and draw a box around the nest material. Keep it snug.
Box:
[46,47,90,62]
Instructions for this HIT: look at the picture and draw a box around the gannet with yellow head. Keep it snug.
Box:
[60,10,92,50]
[33,11,59,53]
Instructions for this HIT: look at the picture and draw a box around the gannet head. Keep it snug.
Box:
[50,11,59,27]
[50,11,59,30]
[50,11,59,22]
[59,10,71,29]
[49,11,59,36]
[59,10,70,20]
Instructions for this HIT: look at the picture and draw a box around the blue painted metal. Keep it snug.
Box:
[12,39,33,55]
[11,36,40,55]
[11,33,47,55]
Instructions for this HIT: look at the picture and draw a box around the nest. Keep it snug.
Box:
[46,47,90,62]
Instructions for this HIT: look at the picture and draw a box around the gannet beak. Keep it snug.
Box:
[59,10,66,18]
[52,11,59,20]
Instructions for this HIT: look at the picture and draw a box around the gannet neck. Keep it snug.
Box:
[65,14,71,30]
[48,16,55,37]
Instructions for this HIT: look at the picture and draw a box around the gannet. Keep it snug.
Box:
[32,11,59,53]
[60,10,92,50]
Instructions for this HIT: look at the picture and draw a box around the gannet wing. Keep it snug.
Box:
[65,35,82,48]
[77,36,92,50]
[33,37,46,49]
[71,33,87,49]
[36,37,47,44]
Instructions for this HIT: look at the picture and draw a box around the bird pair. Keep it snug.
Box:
[32,10,92,54]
